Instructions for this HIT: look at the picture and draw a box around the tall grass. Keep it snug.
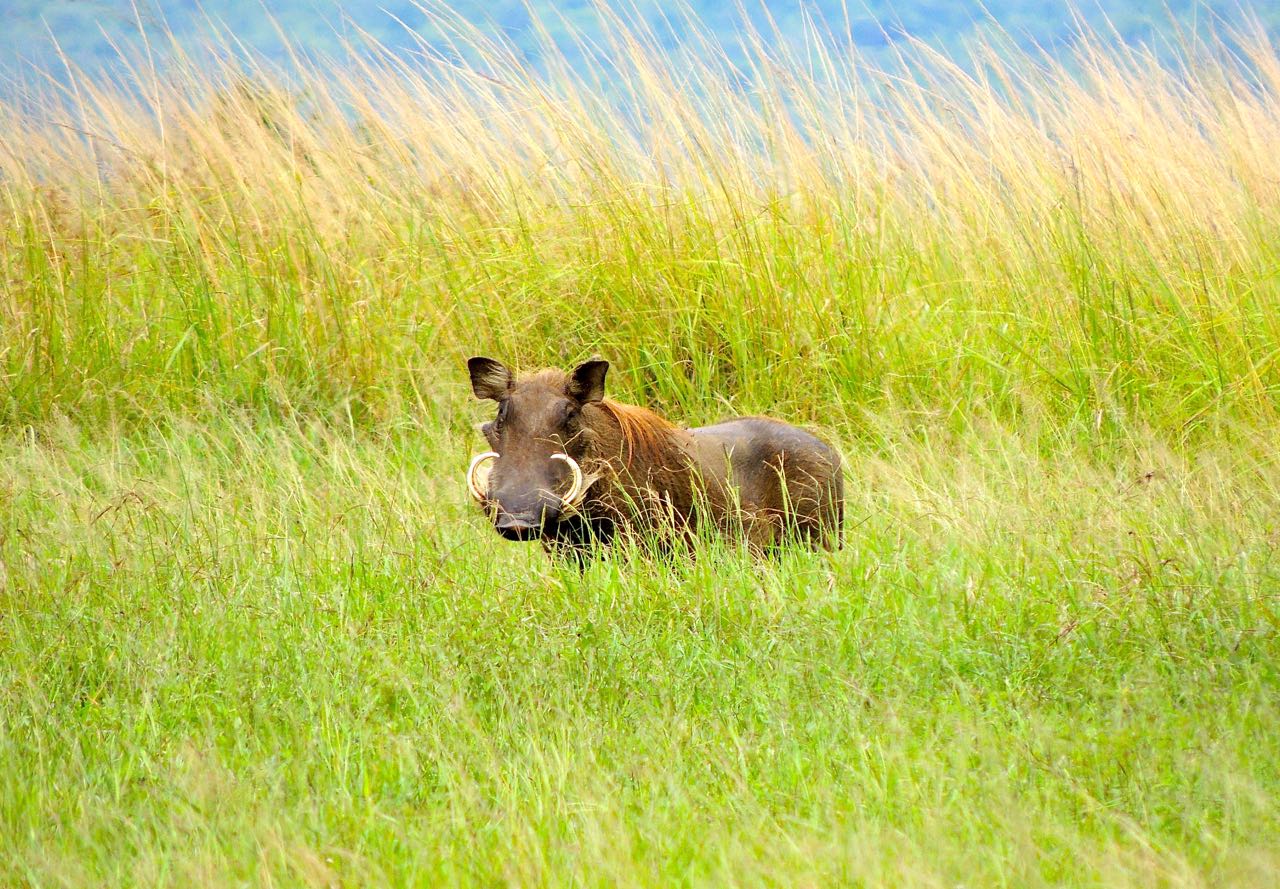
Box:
[2,7,1280,887]
[2,8,1278,433]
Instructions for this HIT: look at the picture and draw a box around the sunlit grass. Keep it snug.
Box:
[2,8,1278,431]
[3,415,1278,885]
[1,6,1279,886]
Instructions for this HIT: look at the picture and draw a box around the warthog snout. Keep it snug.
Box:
[492,488,563,540]
[467,449,586,541]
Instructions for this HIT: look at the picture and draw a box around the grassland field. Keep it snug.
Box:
[2,11,1279,887]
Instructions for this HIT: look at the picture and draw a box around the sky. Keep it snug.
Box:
[2,1,1273,85]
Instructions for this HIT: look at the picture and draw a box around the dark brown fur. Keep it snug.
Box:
[468,357,843,560]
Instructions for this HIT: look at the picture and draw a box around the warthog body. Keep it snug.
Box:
[466,357,843,559]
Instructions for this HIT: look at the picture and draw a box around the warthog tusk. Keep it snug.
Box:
[466,451,499,502]
[551,453,585,509]
[468,451,586,511]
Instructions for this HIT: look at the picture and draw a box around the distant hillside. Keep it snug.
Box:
[4,0,1277,84]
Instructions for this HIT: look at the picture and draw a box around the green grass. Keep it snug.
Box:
[3,416,1278,885]
[2,10,1280,887]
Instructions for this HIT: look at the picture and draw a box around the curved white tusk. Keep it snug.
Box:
[466,451,499,502]
[550,453,585,509]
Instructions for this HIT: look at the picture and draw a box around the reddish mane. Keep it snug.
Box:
[598,399,676,466]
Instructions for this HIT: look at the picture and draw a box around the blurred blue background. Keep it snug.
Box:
[3,1,1273,79]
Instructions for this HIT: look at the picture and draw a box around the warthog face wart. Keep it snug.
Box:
[466,356,605,540]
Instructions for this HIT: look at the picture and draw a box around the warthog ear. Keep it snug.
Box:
[567,357,609,404]
[468,356,512,401]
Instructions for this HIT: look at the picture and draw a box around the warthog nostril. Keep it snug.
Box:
[496,513,537,531]
[494,511,545,542]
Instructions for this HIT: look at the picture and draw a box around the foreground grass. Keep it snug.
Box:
[2,413,1277,886]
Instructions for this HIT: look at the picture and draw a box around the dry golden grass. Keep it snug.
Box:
[1,10,1277,432]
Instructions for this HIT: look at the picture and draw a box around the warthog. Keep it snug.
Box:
[465,356,843,559]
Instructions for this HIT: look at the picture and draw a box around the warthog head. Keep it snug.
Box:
[466,356,608,540]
